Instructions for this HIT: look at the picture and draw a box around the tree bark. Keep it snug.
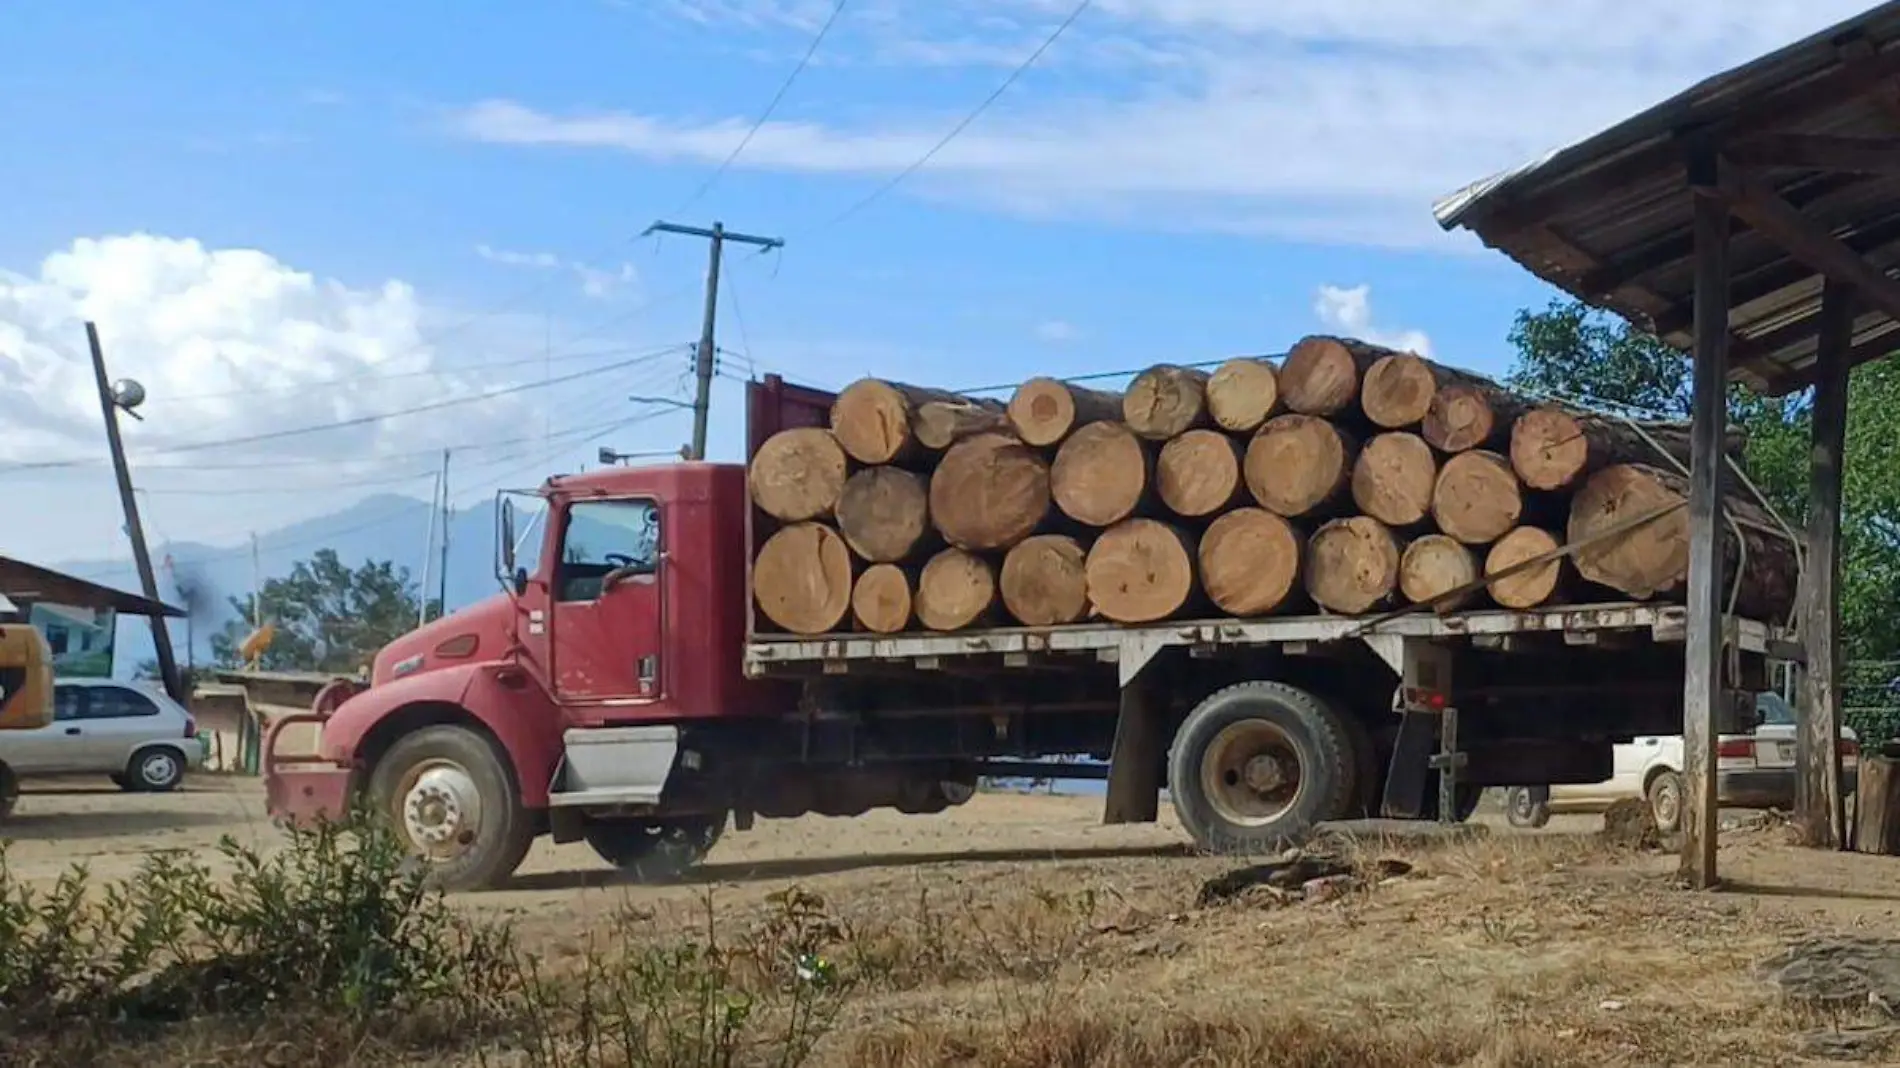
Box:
[1422,382,1535,454]
[1853,755,1900,854]
[1484,526,1566,609]
[1000,534,1091,626]
[1279,335,1390,417]
[830,378,982,465]
[1051,421,1154,527]
[1086,518,1199,623]
[1157,428,1246,518]
[1432,450,1523,546]
[1509,406,1748,492]
[752,522,854,635]
[1399,534,1480,612]
[1204,357,1282,433]
[851,563,914,634]
[913,398,1010,451]
[749,427,849,523]
[1566,463,1801,622]
[1123,365,1211,440]
[1244,414,1357,518]
[1351,431,1437,529]
[915,547,999,631]
[1199,508,1303,616]
[929,432,1052,551]
[1007,377,1123,447]
[1306,516,1401,615]
[835,467,932,563]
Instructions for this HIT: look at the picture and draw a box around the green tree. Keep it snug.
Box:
[211,549,438,674]
[1506,300,1900,738]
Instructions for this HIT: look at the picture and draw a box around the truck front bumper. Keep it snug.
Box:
[265,764,353,825]
[1717,766,1860,810]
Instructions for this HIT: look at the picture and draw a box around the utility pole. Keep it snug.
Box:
[436,449,451,620]
[417,468,441,628]
[643,221,783,460]
[86,322,183,703]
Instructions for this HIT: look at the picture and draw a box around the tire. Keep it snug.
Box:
[0,763,17,820]
[1168,681,1360,855]
[126,747,186,793]
[582,814,727,881]
[1647,770,1683,834]
[111,773,130,791]
[1504,785,1552,829]
[367,725,537,892]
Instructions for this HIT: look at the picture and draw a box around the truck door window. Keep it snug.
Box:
[557,499,660,602]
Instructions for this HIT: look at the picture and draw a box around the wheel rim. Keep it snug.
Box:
[395,759,484,861]
[1652,779,1680,829]
[1200,719,1304,827]
[141,752,178,786]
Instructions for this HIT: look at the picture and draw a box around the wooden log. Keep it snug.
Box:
[1244,414,1357,518]
[1123,365,1211,440]
[835,467,931,563]
[999,534,1090,626]
[1566,463,1801,622]
[749,427,849,523]
[913,398,1010,451]
[1351,431,1437,529]
[1305,516,1400,615]
[1156,428,1246,518]
[1509,407,1748,492]
[1279,335,1388,417]
[752,522,853,635]
[929,433,1051,551]
[1853,754,1900,854]
[1204,357,1281,433]
[1399,534,1479,612]
[1359,352,1439,429]
[1198,508,1302,617]
[1051,421,1153,527]
[1422,382,1534,454]
[1086,518,1198,623]
[1484,526,1565,609]
[915,547,998,631]
[1007,377,1123,447]
[1432,450,1522,546]
[851,563,913,634]
[830,378,979,465]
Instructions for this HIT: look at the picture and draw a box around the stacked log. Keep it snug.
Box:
[749,343,1800,634]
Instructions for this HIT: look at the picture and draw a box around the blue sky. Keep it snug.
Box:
[0,0,1874,572]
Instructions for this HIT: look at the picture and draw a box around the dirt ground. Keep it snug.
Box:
[11,777,1900,1065]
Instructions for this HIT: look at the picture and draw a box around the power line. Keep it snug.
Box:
[813,0,1090,232]
[671,0,850,213]
[951,355,1261,396]
[136,468,440,497]
[160,342,669,402]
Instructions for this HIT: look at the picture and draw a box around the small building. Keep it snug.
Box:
[0,555,183,679]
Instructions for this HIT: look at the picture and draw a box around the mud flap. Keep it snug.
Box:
[1380,709,1438,819]
[1103,666,1163,824]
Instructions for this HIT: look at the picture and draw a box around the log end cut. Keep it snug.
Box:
[851,564,913,633]
[1157,428,1244,518]
[1205,358,1281,432]
[1565,464,1689,601]
[1351,431,1436,528]
[914,399,1008,451]
[1431,450,1522,546]
[1199,508,1301,616]
[1244,414,1354,518]
[915,548,997,631]
[1280,336,1366,416]
[1510,407,1590,492]
[930,433,1051,550]
[1007,377,1120,447]
[1360,353,1438,429]
[1123,365,1210,440]
[1000,534,1090,626]
[1086,518,1197,623]
[753,522,853,635]
[1305,516,1400,615]
[1399,534,1478,612]
[1052,421,1150,527]
[836,466,931,563]
[830,379,915,465]
[1423,384,1500,454]
[1485,527,1564,609]
[749,427,848,523]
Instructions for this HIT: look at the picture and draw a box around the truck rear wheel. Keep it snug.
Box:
[367,725,536,892]
[1168,681,1359,854]
[582,815,726,881]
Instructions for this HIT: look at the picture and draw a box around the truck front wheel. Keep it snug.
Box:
[367,725,536,892]
[1168,681,1359,855]
[582,815,726,881]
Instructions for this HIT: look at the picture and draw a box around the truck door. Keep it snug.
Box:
[547,496,664,706]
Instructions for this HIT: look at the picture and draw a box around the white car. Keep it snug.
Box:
[0,678,204,801]
[1504,692,1859,832]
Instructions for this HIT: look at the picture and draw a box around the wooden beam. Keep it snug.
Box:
[1712,165,1900,327]
[1797,279,1851,851]
[1680,164,1729,891]
[1728,134,1900,174]
[1651,214,1900,336]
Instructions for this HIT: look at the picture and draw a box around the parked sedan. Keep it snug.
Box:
[1503,692,1858,832]
[0,678,203,797]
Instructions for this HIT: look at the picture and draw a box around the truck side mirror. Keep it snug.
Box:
[498,498,517,576]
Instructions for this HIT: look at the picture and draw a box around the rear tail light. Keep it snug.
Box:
[1841,739,1860,758]
[1717,738,1754,759]
[184,716,197,739]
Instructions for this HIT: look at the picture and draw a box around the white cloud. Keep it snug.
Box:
[474,243,562,269]
[1034,319,1079,343]
[1313,284,1431,357]
[474,242,639,299]
[456,0,1874,247]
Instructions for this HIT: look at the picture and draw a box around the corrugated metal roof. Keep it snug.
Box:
[1436,2,1900,394]
[0,556,184,618]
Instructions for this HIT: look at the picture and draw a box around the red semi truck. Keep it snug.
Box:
[263,375,1785,890]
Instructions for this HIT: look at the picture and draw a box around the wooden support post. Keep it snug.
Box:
[1103,665,1164,824]
[1681,161,1730,890]
[1853,755,1900,853]
[1797,279,1852,849]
